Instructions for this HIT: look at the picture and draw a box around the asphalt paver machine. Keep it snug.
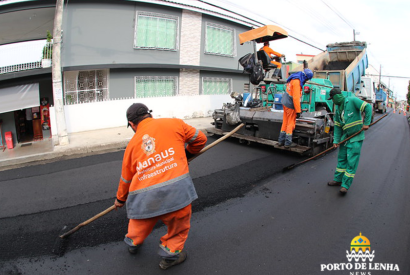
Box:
[207,26,367,156]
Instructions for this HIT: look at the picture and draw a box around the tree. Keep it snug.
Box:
[407,80,410,106]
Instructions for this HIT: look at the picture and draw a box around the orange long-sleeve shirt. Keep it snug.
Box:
[260,46,282,58]
[260,46,283,68]
[116,117,207,219]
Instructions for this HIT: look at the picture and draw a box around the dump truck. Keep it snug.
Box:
[374,86,387,113]
[207,26,369,156]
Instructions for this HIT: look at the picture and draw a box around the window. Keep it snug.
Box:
[202,77,232,95]
[134,11,178,51]
[205,23,235,57]
[64,70,109,105]
[135,76,178,98]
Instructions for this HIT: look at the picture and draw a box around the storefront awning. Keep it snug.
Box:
[0,83,40,113]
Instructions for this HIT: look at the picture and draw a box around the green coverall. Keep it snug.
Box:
[333,96,372,189]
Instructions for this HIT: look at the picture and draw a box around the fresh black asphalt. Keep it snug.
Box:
[1,111,409,274]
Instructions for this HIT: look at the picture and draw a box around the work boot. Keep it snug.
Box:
[339,187,348,195]
[327,180,342,186]
[159,251,187,270]
[277,131,286,146]
[284,143,297,149]
[284,134,297,149]
[128,245,141,255]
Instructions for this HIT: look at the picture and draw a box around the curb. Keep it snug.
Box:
[0,127,212,171]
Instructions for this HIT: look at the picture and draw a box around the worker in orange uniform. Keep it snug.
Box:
[260,41,285,77]
[278,61,313,148]
[114,103,207,270]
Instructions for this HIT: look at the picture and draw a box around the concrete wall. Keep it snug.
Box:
[107,68,249,99]
[63,2,182,67]
[200,14,253,69]
[109,68,180,98]
[62,2,254,70]
[200,71,249,94]
[51,95,231,133]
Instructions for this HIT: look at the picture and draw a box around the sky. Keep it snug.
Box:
[212,0,410,101]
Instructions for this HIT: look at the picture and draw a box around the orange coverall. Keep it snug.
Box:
[116,117,207,257]
[281,79,302,134]
[261,45,283,69]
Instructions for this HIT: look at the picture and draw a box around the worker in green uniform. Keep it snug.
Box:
[327,88,372,194]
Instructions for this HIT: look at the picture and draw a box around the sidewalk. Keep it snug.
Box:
[0,117,214,171]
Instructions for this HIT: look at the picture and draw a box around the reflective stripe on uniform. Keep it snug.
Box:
[360,102,367,112]
[334,121,342,127]
[345,172,355,178]
[342,120,362,130]
[121,176,131,184]
[130,173,189,195]
[159,243,181,256]
[336,167,346,173]
[187,129,199,144]
[126,173,197,219]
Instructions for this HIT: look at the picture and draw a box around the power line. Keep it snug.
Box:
[198,0,326,52]
[367,49,381,67]
[285,0,340,36]
[239,7,327,51]
[321,0,355,29]
[367,74,410,79]
[288,35,325,52]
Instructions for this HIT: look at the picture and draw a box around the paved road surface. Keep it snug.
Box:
[1,112,409,274]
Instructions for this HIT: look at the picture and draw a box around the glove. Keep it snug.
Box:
[185,149,196,160]
[296,113,301,118]
[303,60,308,69]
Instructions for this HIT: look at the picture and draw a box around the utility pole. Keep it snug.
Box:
[353,29,355,41]
[52,0,69,145]
[378,65,381,89]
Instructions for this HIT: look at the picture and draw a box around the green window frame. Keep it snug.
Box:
[205,23,235,57]
[135,76,178,98]
[202,77,232,95]
[134,11,179,51]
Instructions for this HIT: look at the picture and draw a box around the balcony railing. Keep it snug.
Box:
[0,40,52,75]
[0,0,26,5]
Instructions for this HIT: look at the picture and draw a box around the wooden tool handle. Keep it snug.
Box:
[188,123,245,162]
[60,205,116,238]
[285,112,389,171]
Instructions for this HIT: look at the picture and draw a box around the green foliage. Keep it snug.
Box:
[46,30,53,42]
[407,80,410,106]
[42,31,53,59]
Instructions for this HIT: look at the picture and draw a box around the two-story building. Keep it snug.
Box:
[0,0,260,148]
